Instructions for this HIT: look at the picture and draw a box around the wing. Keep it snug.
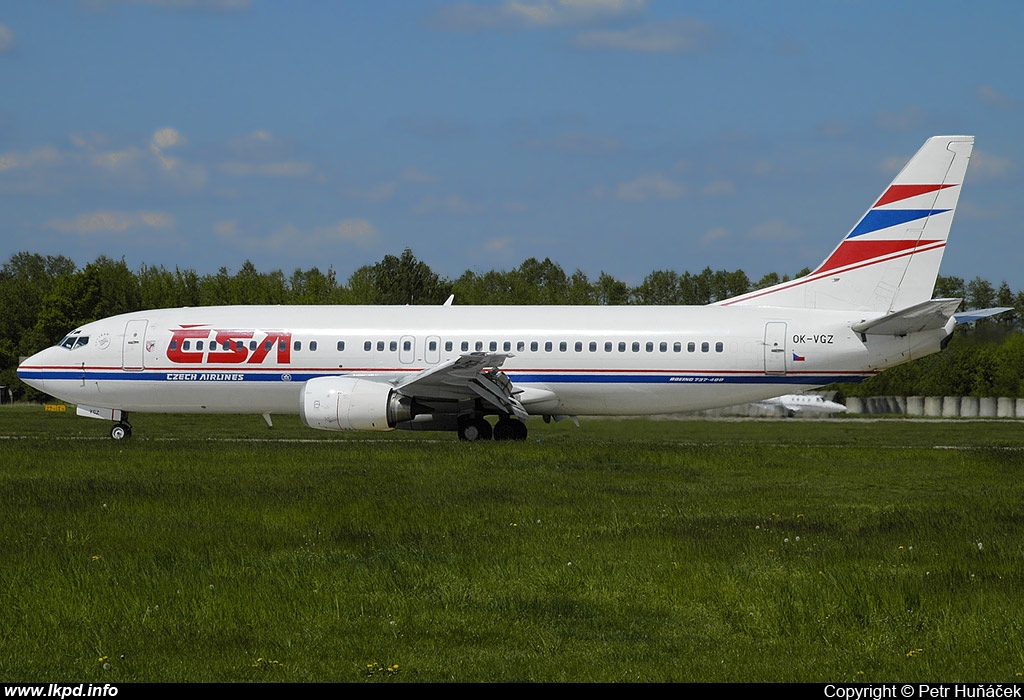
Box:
[394,352,529,420]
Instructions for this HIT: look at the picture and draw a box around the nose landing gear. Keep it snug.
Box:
[110,414,132,440]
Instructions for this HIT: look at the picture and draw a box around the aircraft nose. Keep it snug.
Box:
[16,350,49,392]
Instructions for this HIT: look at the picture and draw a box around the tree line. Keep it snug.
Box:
[3,249,1023,401]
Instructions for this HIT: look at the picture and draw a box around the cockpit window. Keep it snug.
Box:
[58,333,89,350]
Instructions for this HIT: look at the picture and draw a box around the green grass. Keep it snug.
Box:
[2,405,1024,682]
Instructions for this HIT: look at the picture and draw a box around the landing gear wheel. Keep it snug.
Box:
[458,416,492,442]
[110,423,132,440]
[493,418,515,441]
[511,419,528,441]
[494,418,528,441]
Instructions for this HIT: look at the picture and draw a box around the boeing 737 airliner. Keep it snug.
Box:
[18,136,981,441]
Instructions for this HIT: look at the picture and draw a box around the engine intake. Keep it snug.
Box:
[300,376,413,431]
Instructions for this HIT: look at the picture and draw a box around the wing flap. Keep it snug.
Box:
[396,352,528,419]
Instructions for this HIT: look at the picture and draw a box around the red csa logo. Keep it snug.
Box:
[167,326,292,365]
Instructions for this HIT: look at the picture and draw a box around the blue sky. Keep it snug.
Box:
[1,0,1021,289]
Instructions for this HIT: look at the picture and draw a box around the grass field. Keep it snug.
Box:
[2,405,1023,682]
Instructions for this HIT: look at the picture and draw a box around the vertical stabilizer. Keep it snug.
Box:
[721,135,973,311]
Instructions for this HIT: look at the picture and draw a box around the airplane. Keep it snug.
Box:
[757,393,848,416]
[18,135,981,442]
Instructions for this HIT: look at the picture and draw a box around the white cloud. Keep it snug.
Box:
[413,194,473,215]
[152,127,184,150]
[91,146,146,170]
[216,218,378,252]
[522,131,620,154]
[701,227,730,245]
[615,173,687,202]
[957,199,1006,222]
[220,160,313,178]
[504,0,647,28]
[0,128,208,193]
[345,181,399,203]
[747,219,801,242]
[575,18,713,53]
[400,167,437,184]
[486,237,514,252]
[435,0,647,31]
[218,129,319,180]
[874,108,923,133]
[150,127,185,171]
[0,146,61,173]
[701,179,735,197]
[81,0,252,12]
[0,24,15,53]
[976,86,1017,109]
[44,210,176,235]
[970,150,1013,181]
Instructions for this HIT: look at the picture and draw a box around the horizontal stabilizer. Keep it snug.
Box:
[852,298,961,335]
[953,307,1013,323]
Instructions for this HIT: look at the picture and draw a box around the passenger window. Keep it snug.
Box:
[632,342,640,352]
[559,342,567,352]
[475,341,483,351]
[197,341,204,351]
[605,342,613,352]
[390,341,398,351]
[364,341,372,352]
[715,342,724,352]
[530,341,538,352]
[377,341,385,351]
[461,341,469,351]
[517,341,525,352]
[545,342,553,352]
[250,340,257,351]
[170,340,178,351]
[660,342,667,352]
[294,341,302,352]
[490,341,497,351]
[673,342,681,352]
[403,340,412,351]
[183,341,191,351]
[337,341,346,351]
[646,342,654,352]
[618,342,626,352]
[445,341,453,351]
[575,342,583,352]
[428,340,437,351]
[310,341,318,351]
[503,341,511,351]
[687,342,695,352]
[701,342,709,352]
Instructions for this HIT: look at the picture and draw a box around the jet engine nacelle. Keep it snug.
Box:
[300,376,412,431]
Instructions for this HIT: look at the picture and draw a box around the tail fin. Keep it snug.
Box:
[721,135,974,312]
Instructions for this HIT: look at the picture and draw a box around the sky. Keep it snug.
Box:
[1,0,1021,289]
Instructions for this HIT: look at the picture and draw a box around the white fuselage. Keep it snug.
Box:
[17,304,948,419]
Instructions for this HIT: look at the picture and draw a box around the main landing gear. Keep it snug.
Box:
[457,415,527,442]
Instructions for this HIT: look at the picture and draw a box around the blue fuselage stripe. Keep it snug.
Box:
[18,368,866,385]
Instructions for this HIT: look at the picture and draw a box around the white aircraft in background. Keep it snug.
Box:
[19,136,986,441]
[758,393,848,416]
